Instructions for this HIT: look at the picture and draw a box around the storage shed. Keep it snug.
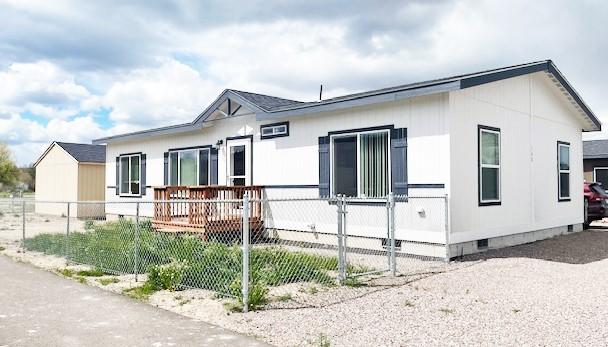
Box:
[34,142,106,218]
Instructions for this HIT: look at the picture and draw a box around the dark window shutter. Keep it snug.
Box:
[199,150,209,185]
[140,154,147,195]
[390,128,408,196]
[318,136,330,197]
[163,152,169,186]
[210,148,218,185]
[115,156,120,195]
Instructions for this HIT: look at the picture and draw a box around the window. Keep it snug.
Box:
[260,122,289,139]
[479,126,501,205]
[331,130,389,198]
[168,148,210,186]
[594,168,608,191]
[558,141,570,201]
[119,154,141,195]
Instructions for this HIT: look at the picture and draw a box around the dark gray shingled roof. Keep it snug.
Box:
[584,140,608,159]
[56,142,106,163]
[230,90,303,111]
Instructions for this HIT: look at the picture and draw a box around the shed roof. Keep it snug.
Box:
[35,142,106,167]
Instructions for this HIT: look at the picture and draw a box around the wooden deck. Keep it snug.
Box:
[152,186,264,238]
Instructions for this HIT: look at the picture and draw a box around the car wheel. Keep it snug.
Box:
[583,198,590,229]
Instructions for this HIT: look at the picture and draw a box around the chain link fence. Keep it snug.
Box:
[0,193,449,312]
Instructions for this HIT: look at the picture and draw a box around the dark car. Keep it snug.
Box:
[584,182,608,227]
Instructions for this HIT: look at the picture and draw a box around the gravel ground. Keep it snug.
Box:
[0,210,84,242]
[2,228,608,346]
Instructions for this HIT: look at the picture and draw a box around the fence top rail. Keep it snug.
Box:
[2,194,447,205]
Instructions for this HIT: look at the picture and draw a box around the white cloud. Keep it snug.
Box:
[0,61,93,119]
[0,114,106,165]
[102,58,222,127]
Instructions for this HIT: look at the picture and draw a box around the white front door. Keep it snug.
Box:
[226,137,251,186]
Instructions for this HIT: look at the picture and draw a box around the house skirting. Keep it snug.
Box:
[448,223,584,259]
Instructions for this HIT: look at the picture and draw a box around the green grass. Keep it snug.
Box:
[24,219,358,309]
[97,277,120,285]
[123,282,158,301]
[76,268,105,277]
[56,268,75,277]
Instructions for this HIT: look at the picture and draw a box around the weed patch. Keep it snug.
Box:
[76,268,105,277]
[25,219,370,310]
[97,277,120,285]
[56,268,75,277]
[123,282,158,301]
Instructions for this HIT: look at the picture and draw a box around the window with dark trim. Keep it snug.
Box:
[169,148,210,186]
[558,141,570,201]
[331,129,390,198]
[478,125,501,205]
[119,154,141,196]
[260,121,289,139]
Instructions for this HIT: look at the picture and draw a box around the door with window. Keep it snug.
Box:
[227,138,251,186]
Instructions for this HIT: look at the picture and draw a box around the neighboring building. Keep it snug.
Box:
[583,140,608,189]
[93,60,601,258]
[34,142,106,217]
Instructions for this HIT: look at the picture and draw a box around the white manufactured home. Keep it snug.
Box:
[93,60,601,258]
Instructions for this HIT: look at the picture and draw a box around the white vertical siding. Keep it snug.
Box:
[449,72,585,243]
[104,93,451,241]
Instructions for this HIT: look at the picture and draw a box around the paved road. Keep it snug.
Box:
[0,256,268,347]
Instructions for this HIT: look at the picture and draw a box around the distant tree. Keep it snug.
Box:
[0,143,20,190]
[20,165,35,191]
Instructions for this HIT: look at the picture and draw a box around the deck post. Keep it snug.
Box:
[134,202,140,282]
[242,193,250,313]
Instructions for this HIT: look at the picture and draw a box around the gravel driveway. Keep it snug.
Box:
[223,228,608,346]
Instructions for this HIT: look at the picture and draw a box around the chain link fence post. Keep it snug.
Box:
[389,192,396,276]
[21,199,26,253]
[134,202,140,282]
[242,193,250,313]
[444,194,450,262]
[65,202,70,263]
[336,195,346,283]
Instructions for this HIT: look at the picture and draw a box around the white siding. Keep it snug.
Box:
[105,93,451,242]
[448,72,585,243]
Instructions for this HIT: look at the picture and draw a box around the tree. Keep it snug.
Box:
[20,165,35,191]
[0,143,20,190]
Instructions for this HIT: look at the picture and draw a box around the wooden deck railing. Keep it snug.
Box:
[153,185,263,229]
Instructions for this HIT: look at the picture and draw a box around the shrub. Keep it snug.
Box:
[84,220,95,230]
[148,260,187,291]
[229,274,269,311]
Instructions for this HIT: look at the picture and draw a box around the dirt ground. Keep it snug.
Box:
[0,210,85,242]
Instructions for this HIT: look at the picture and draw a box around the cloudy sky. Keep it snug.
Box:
[1,0,607,166]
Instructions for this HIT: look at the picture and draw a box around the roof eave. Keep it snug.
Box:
[256,80,460,121]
